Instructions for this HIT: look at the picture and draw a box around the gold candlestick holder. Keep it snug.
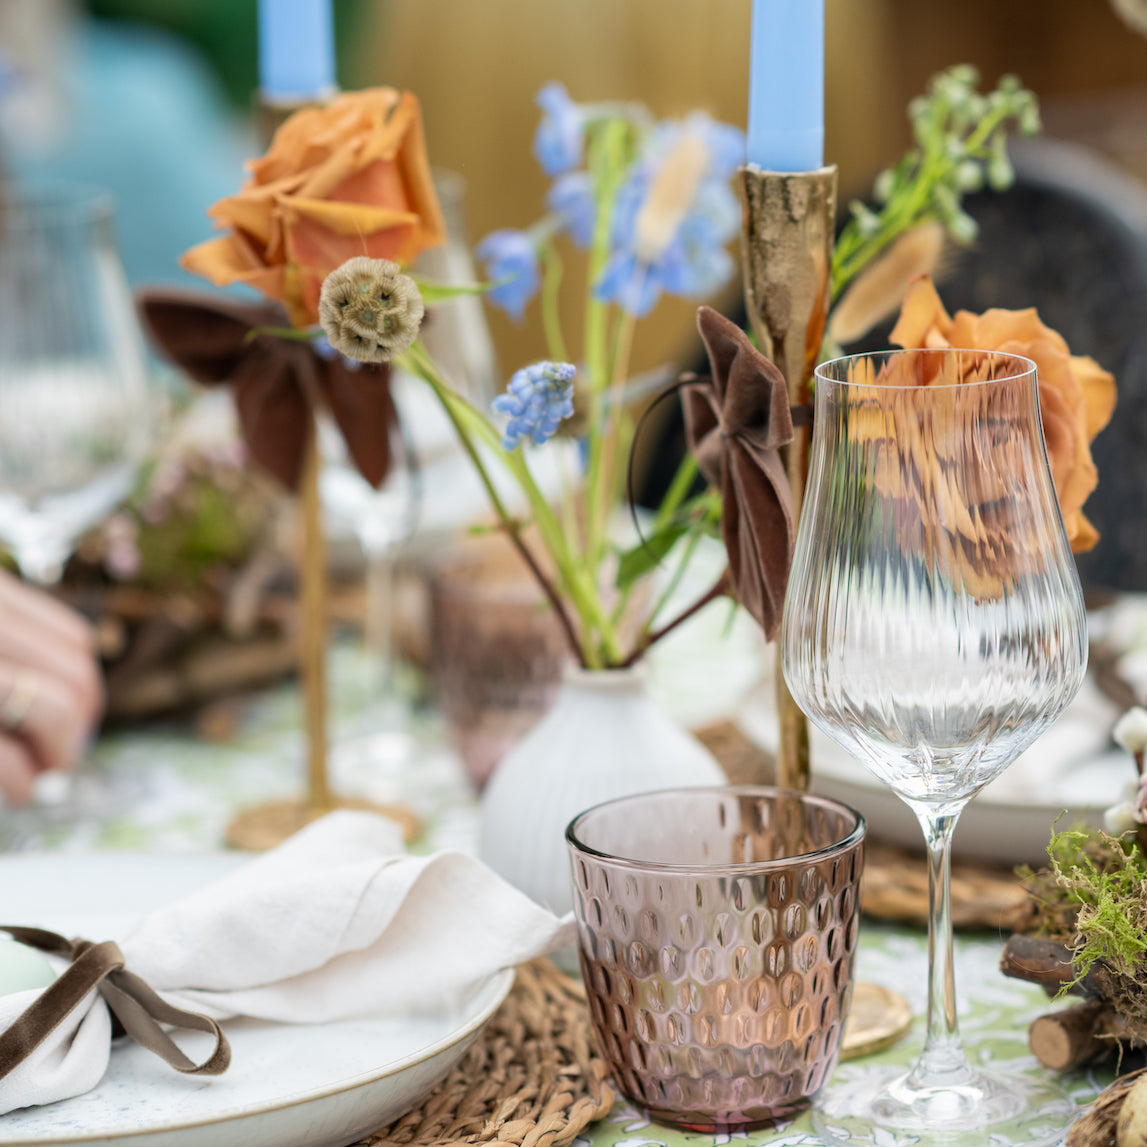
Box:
[226,91,418,851]
[739,164,837,792]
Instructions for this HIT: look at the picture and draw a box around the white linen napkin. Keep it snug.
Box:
[0,810,575,1114]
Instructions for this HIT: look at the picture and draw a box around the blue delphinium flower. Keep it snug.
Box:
[492,361,576,450]
[533,83,585,177]
[546,172,595,249]
[594,114,745,317]
[475,229,541,320]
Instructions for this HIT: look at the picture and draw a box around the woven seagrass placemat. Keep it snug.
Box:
[358,959,616,1147]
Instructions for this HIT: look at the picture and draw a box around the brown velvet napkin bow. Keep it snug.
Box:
[138,289,396,492]
[682,306,796,641]
[0,926,229,1083]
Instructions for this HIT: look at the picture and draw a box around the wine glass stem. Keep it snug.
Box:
[910,801,974,1086]
[362,546,395,700]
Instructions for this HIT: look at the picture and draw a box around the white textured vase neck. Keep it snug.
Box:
[561,664,645,694]
[480,659,726,924]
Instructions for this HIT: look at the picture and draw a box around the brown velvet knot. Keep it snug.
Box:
[682,306,797,642]
[0,926,230,1082]
[137,288,397,493]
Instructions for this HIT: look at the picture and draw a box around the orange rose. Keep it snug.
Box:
[182,88,446,328]
[889,276,1116,552]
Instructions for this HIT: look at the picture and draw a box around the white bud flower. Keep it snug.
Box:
[873,168,896,204]
[1114,707,1147,755]
[1104,800,1139,836]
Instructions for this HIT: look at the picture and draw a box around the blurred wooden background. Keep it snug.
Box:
[347,0,1147,379]
[31,0,1147,381]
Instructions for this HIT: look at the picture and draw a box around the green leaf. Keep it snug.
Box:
[615,524,688,591]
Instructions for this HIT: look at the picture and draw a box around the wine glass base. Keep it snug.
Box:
[812,1063,1077,1146]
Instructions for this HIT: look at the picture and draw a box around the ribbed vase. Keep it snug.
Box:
[478,665,727,920]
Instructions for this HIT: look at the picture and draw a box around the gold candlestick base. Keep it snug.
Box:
[738,164,837,793]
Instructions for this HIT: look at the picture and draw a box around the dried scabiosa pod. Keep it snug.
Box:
[318,256,425,363]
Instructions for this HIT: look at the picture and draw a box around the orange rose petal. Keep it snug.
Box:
[395,96,447,250]
[295,140,373,202]
[946,311,978,351]
[181,237,286,298]
[1070,354,1117,439]
[1066,511,1099,554]
[889,276,952,348]
[294,97,411,201]
[973,307,1065,355]
[885,274,1116,556]
[250,90,402,186]
[209,195,276,248]
[180,235,257,285]
[288,217,413,279]
[284,196,421,236]
[323,161,413,224]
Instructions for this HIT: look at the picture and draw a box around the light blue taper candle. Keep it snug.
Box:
[257,0,336,102]
[746,0,824,171]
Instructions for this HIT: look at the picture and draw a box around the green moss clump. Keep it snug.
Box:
[1035,827,1147,983]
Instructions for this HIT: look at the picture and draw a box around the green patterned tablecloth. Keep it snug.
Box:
[0,641,1112,1146]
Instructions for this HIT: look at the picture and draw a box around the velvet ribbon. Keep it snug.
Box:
[137,289,396,492]
[682,306,797,641]
[0,926,229,1082]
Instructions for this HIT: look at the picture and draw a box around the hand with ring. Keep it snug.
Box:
[0,570,104,805]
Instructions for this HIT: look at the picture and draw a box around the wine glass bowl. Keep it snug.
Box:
[0,186,152,584]
[781,348,1086,1141]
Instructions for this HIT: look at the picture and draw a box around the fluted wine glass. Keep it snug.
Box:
[0,187,152,584]
[781,349,1087,1144]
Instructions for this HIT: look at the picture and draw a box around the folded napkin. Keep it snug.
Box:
[0,811,575,1114]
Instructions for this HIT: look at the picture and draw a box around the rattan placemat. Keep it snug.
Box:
[360,959,616,1147]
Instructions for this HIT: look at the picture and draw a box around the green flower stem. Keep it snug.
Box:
[245,325,317,344]
[556,445,583,557]
[590,304,640,603]
[832,153,942,299]
[538,238,569,363]
[831,97,1016,299]
[403,341,622,666]
[583,119,631,588]
[654,453,699,532]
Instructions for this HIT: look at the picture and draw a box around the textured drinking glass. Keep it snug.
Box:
[566,786,865,1132]
[0,187,152,583]
[781,349,1086,1143]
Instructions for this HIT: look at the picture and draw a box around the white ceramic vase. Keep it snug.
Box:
[478,664,727,918]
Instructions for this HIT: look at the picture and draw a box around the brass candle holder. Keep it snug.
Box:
[225,92,418,851]
[738,164,837,792]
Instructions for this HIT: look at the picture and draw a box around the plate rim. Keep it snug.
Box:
[735,681,1118,813]
[0,852,517,1145]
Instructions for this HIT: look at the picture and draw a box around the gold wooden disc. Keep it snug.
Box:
[225,797,420,852]
[840,981,913,1061]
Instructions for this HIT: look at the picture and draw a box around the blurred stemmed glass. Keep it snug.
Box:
[781,349,1087,1144]
[319,413,419,768]
[0,186,152,585]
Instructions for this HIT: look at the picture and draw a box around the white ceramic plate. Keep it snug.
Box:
[736,667,1126,867]
[0,853,514,1147]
